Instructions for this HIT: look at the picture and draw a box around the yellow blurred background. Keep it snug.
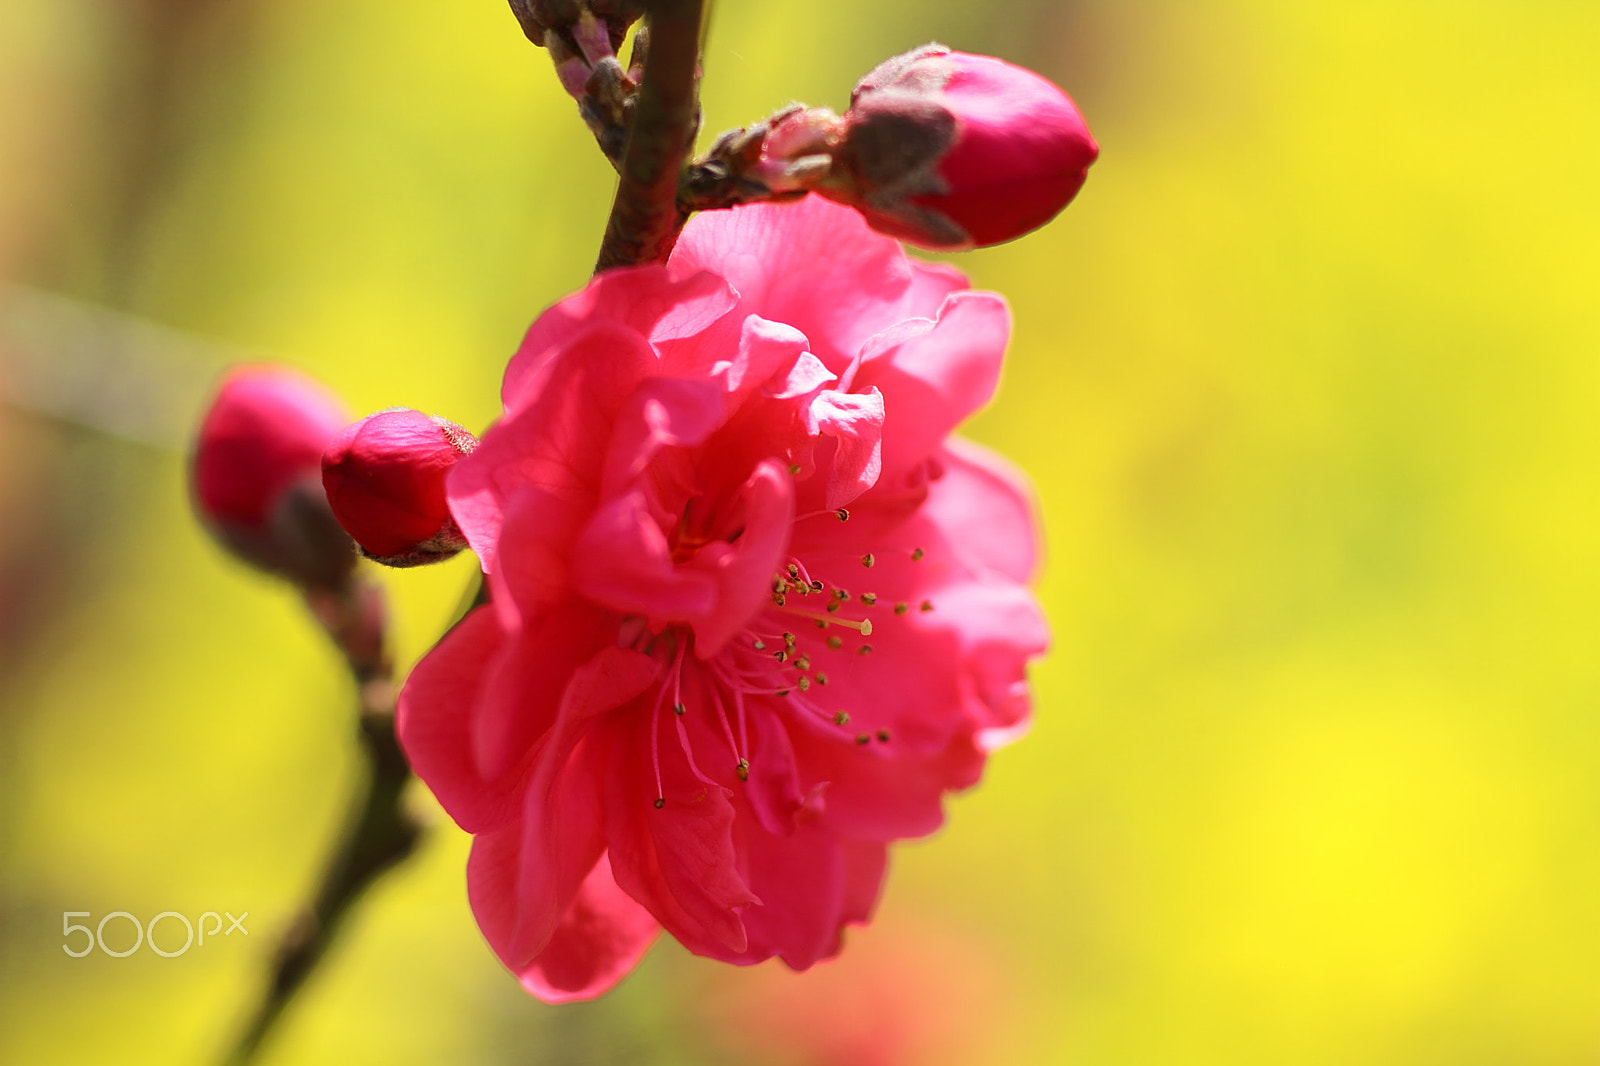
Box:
[4,0,1599,1063]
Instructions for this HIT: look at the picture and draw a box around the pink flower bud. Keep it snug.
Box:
[826,44,1098,250]
[192,365,356,589]
[321,408,478,568]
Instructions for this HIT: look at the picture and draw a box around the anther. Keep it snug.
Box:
[795,656,811,670]
[836,508,851,522]
[774,650,789,663]
[736,758,750,781]
[788,463,802,475]
[894,602,909,615]
[826,601,841,613]
[784,632,796,647]
[798,677,811,691]
[920,600,934,612]
[816,620,829,629]
[835,711,850,725]
[911,548,925,561]
[861,593,878,606]
[753,639,766,650]
[811,580,823,591]
[827,635,843,649]
[856,733,871,745]
[776,689,790,697]
[673,702,686,716]
[859,644,873,655]
[861,553,875,568]
[773,592,786,606]
[833,589,849,601]
[653,797,665,809]
[788,563,800,579]
[877,730,891,743]
[816,673,828,685]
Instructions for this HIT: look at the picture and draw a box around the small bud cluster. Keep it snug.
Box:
[506,0,643,51]
[509,0,656,166]
[194,371,481,580]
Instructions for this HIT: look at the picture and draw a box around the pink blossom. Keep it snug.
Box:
[397,195,1047,1001]
[322,408,478,567]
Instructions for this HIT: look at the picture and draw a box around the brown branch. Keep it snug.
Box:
[594,0,706,270]
[219,580,421,1066]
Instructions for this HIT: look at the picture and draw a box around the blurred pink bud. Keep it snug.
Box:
[321,408,478,568]
[192,365,356,589]
[827,44,1098,250]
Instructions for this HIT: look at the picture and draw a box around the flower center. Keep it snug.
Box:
[643,528,940,810]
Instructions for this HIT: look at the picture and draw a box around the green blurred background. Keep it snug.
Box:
[4,0,1599,1062]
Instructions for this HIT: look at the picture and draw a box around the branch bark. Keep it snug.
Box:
[594,0,706,270]
[220,580,420,1066]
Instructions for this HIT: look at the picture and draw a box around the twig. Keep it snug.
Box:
[220,580,421,1066]
[594,0,707,270]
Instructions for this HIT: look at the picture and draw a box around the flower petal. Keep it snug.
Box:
[573,489,719,619]
[396,606,520,833]
[516,854,661,1003]
[853,291,1011,484]
[808,387,885,509]
[671,197,922,371]
[449,320,658,581]
[730,815,846,970]
[923,436,1041,583]
[468,646,659,969]
[504,266,736,409]
[604,709,758,958]
[687,459,795,655]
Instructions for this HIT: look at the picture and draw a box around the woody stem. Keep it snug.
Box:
[219,579,421,1066]
[594,0,706,270]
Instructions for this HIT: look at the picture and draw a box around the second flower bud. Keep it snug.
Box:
[322,408,479,568]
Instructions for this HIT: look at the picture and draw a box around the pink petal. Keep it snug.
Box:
[449,320,658,580]
[711,315,816,396]
[671,197,922,371]
[600,375,730,497]
[573,489,719,619]
[739,703,806,837]
[504,266,736,409]
[729,815,847,970]
[808,387,885,509]
[922,437,1041,583]
[517,854,661,1003]
[906,259,969,318]
[469,646,659,969]
[470,600,630,781]
[687,459,795,655]
[852,291,1011,485]
[396,607,522,833]
[839,839,889,927]
[604,710,759,958]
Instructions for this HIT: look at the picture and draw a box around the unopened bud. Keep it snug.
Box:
[192,366,356,590]
[321,408,478,568]
[823,44,1099,250]
[507,0,643,53]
